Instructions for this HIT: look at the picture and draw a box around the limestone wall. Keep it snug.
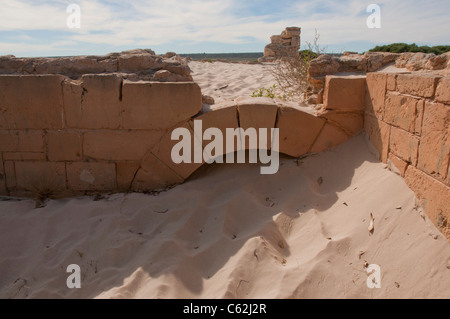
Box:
[0,74,365,197]
[365,72,450,237]
[0,74,202,196]
[0,65,447,239]
[0,68,447,238]
[0,50,192,82]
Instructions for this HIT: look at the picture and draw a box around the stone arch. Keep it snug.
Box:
[131,93,364,192]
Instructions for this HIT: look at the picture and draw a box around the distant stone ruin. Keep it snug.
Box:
[258,27,301,62]
[0,49,192,82]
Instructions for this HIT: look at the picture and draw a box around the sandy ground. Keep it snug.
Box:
[189,61,278,103]
[1,62,450,299]
[1,134,449,299]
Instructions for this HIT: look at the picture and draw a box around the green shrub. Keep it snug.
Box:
[369,43,450,55]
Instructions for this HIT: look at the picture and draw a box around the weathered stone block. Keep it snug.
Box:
[364,113,390,163]
[0,130,44,152]
[122,82,202,130]
[83,130,164,161]
[396,74,440,98]
[132,154,184,192]
[365,73,387,119]
[47,131,82,161]
[435,77,450,104]
[386,74,397,91]
[264,47,276,58]
[118,54,162,72]
[388,152,408,177]
[0,75,64,129]
[276,106,325,157]
[62,79,83,126]
[2,152,46,161]
[310,123,349,153]
[237,97,278,150]
[325,75,366,111]
[64,75,122,129]
[67,162,116,191]
[291,36,300,48]
[281,27,300,38]
[308,55,339,78]
[270,35,282,44]
[383,92,418,133]
[389,126,419,166]
[15,161,66,191]
[189,100,239,160]
[418,102,450,181]
[4,161,16,189]
[318,110,363,136]
[117,162,141,192]
[148,122,203,180]
[404,165,450,237]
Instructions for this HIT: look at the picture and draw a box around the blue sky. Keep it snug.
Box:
[0,0,449,57]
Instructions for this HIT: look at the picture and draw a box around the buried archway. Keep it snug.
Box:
[131,97,362,193]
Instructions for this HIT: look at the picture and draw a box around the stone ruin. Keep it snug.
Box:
[0,46,448,239]
[0,49,192,82]
[258,27,301,62]
[304,50,450,104]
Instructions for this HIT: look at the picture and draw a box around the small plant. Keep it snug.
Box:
[251,84,289,101]
[27,168,67,207]
[251,84,277,99]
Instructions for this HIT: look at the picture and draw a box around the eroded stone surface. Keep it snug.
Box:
[436,77,450,104]
[396,74,440,98]
[418,102,450,181]
[259,27,301,62]
[83,131,164,161]
[277,106,326,157]
[66,162,116,192]
[0,75,64,130]
[324,76,366,111]
[0,49,193,82]
[383,92,419,133]
[122,82,202,130]
[389,126,420,166]
[365,73,387,119]
[404,165,450,238]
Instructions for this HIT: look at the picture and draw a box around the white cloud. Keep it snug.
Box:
[294,0,450,47]
[0,0,67,31]
[0,0,449,56]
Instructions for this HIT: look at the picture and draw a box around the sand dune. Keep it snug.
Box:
[189,61,278,103]
[1,134,449,299]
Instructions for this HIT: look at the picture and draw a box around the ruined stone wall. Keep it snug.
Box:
[0,50,192,82]
[0,65,447,240]
[0,73,365,197]
[365,72,450,237]
[0,74,202,197]
[258,27,301,63]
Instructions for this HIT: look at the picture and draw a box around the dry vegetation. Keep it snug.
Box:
[270,30,325,100]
